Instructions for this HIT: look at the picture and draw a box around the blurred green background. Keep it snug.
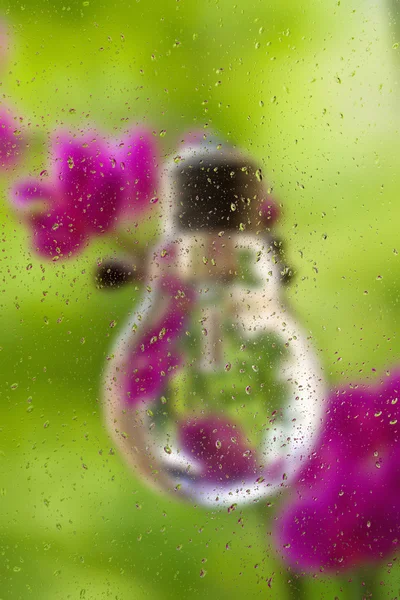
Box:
[1,0,400,597]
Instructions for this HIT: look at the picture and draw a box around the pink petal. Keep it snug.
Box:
[259,197,280,226]
[179,416,260,483]
[29,209,86,259]
[52,130,123,231]
[11,179,55,211]
[116,128,159,216]
[124,276,195,406]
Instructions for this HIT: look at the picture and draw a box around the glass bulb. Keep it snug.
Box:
[103,140,325,507]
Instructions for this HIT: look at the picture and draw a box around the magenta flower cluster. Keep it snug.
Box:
[11,129,158,259]
[274,373,400,572]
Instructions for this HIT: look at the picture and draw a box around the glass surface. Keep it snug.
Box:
[1,0,400,598]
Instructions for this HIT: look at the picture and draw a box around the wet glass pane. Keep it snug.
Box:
[1,0,400,598]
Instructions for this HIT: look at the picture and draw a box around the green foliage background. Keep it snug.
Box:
[1,0,400,597]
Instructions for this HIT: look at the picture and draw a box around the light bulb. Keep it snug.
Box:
[103,138,325,507]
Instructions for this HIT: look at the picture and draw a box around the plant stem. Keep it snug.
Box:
[348,569,381,600]
[286,574,307,600]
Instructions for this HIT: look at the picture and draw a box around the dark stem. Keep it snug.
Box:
[94,256,145,289]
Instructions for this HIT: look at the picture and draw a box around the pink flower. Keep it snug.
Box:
[179,416,260,484]
[113,128,159,217]
[259,197,280,226]
[11,128,158,259]
[124,276,195,405]
[0,108,24,169]
[274,372,400,572]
